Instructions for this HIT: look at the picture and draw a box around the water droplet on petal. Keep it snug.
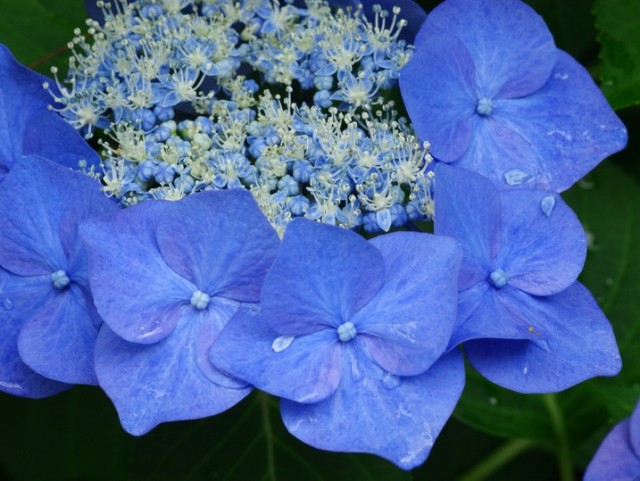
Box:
[505,170,532,186]
[382,372,401,390]
[272,335,294,353]
[540,195,555,217]
[2,297,13,310]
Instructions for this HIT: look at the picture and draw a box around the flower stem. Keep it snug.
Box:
[457,438,533,481]
[543,393,574,481]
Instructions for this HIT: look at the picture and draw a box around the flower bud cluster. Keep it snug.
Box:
[49,0,432,234]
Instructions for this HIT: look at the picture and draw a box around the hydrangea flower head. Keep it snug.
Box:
[0,44,99,182]
[0,155,118,396]
[584,396,640,480]
[80,189,280,435]
[211,218,465,469]
[399,0,628,192]
[435,164,621,392]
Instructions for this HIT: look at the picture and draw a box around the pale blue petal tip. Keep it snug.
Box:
[272,335,295,353]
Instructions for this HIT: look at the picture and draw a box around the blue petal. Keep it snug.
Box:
[496,51,628,191]
[210,305,342,403]
[465,282,621,393]
[631,400,640,457]
[261,219,384,336]
[95,319,251,436]
[280,347,465,470]
[0,45,99,180]
[355,232,461,375]
[495,190,586,295]
[434,164,500,289]
[414,0,556,98]
[399,34,476,163]
[0,268,70,397]
[449,284,534,347]
[156,190,279,302]
[80,201,196,344]
[0,155,113,276]
[583,419,640,481]
[18,284,100,385]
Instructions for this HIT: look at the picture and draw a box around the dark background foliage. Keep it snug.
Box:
[0,0,638,479]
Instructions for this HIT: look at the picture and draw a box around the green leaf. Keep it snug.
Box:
[0,388,411,481]
[0,0,86,74]
[594,0,640,109]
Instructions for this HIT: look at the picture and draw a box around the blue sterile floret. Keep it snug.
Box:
[434,164,621,392]
[0,156,118,397]
[55,0,434,234]
[79,189,280,435]
[0,45,100,182]
[399,0,628,192]
[584,396,640,480]
[210,218,464,470]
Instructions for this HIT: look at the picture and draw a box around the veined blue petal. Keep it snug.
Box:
[0,268,69,398]
[496,51,628,192]
[495,190,586,295]
[355,232,462,375]
[18,284,100,385]
[156,190,279,302]
[465,282,621,393]
[414,0,556,98]
[583,419,640,481]
[95,321,251,436]
[434,164,500,288]
[281,348,465,470]
[399,34,476,163]
[261,219,384,336]
[210,305,342,404]
[80,201,196,344]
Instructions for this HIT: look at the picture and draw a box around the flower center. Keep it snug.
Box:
[190,290,210,310]
[476,98,494,116]
[51,270,70,290]
[488,269,508,289]
[337,321,357,342]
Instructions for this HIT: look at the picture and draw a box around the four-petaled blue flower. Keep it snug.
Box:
[434,163,621,392]
[0,44,100,182]
[399,0,627,192]
[0,155,118,397]
[80,189,280,435]
[210,218,464,469]
[584,396,640,480]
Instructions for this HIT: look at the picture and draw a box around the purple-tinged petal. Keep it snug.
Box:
[281,347,465,470]
[495,190,586,295]
[631,400,640,457]
[80,201,195,344]
[450,284,535,347]
[0,45,99,181]
[261,219,384,336]
[355,232,461,375]
[583,419,640,481]
[95,319,251,436]
[434,164,500,289]
[453,115,547,189]
[156,190,279,302]
[18,284,99,385]
[0,269,69,398]
[211,305,342,403]
[415,0,556,98]
[465,282,621,393]
[193,297,247,389]
[496,50,628,192]
[399,34,476,163]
